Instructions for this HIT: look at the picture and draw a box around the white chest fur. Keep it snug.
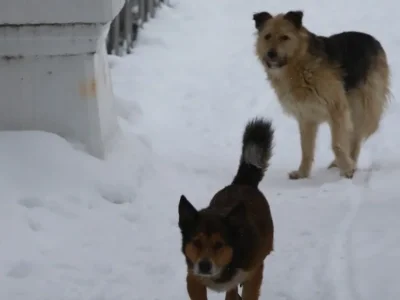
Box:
[270,85,328,122]
[278,91,328,122]
[266,68,330,122]
[201,269,249,293]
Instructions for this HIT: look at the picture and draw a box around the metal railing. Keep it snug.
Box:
[106,0,166,56]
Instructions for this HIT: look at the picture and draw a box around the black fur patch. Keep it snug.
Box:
[308,31,384,91]
[232,118,274,187]
[283,11,303,29]
[253,12,272,31]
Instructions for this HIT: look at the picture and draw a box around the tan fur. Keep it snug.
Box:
[185,233,234,269]
[254,13,391,179]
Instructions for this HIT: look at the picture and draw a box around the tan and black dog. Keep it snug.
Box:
[178,118,275,300]
[253,10,391,179]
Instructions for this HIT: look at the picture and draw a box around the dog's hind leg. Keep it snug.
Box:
[328,95,358,170]
[328,130,357,169]
[348,64,389,168]
[329,107,355,178]
[328,125,357,169]
[327,159,338,169]
[328,133,359,169]
[350,132,363,164]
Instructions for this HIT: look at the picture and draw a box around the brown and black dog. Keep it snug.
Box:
[178,118,275,300]
[253,10,391,179]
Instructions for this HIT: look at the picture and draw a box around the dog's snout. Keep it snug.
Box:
[267,49,278,59]
[198,259,212,274]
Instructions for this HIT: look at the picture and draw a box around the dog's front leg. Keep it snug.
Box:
[289,120,318,179]
[187,274,208,300]
[329,108,355,178]
[241,264,263,300]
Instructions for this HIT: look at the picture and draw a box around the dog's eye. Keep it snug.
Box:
[280,35,289,41]
[193,239,202,248]
[264,33,271,40]
[213,242,224,251]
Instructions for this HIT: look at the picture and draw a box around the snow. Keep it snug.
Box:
[1,0,399,300]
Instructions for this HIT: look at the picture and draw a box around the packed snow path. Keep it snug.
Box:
[1,1,399,300]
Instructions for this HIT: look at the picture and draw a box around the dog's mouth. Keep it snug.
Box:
[195,271,221,279]
[264,56,287,69]
[192,260,222,279]
[193,267,222,279]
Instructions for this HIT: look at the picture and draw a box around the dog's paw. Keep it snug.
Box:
[338,159,356,179]
[340,168,356,179]
[288,170,309,180]
[327,160,338,169]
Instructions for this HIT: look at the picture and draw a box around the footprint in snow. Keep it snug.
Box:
[7,260,33,279]
[121,212,140,223]
[98,185,136,205]
[18,197,44,209]
[27,218,42,232]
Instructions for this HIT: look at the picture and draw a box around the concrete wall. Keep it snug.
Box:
[0,0,125,158]
[0,0,125,24]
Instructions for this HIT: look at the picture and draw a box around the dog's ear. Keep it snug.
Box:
[226,202,246,222]
[283,10,303,29]
[253,12,272,31]
[178,195,198,229]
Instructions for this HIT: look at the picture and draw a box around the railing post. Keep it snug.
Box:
[123,0,133,53]
[107,21,115,54]
[139,0,147,24]
[112,13,121,55]
[107,0,163,56]
[149,0,155,18]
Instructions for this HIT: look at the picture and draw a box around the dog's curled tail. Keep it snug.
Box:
[232,117,274,188]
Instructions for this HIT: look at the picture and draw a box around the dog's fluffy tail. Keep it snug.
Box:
[232,117,274,188]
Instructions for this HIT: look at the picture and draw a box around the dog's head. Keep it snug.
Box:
[178,195,246,279]
[253,10,308,69]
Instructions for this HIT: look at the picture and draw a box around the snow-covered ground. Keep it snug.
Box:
[1,0,399,299]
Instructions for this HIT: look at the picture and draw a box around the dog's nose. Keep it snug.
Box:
[198,259,212,274]
[267,49,277,59]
